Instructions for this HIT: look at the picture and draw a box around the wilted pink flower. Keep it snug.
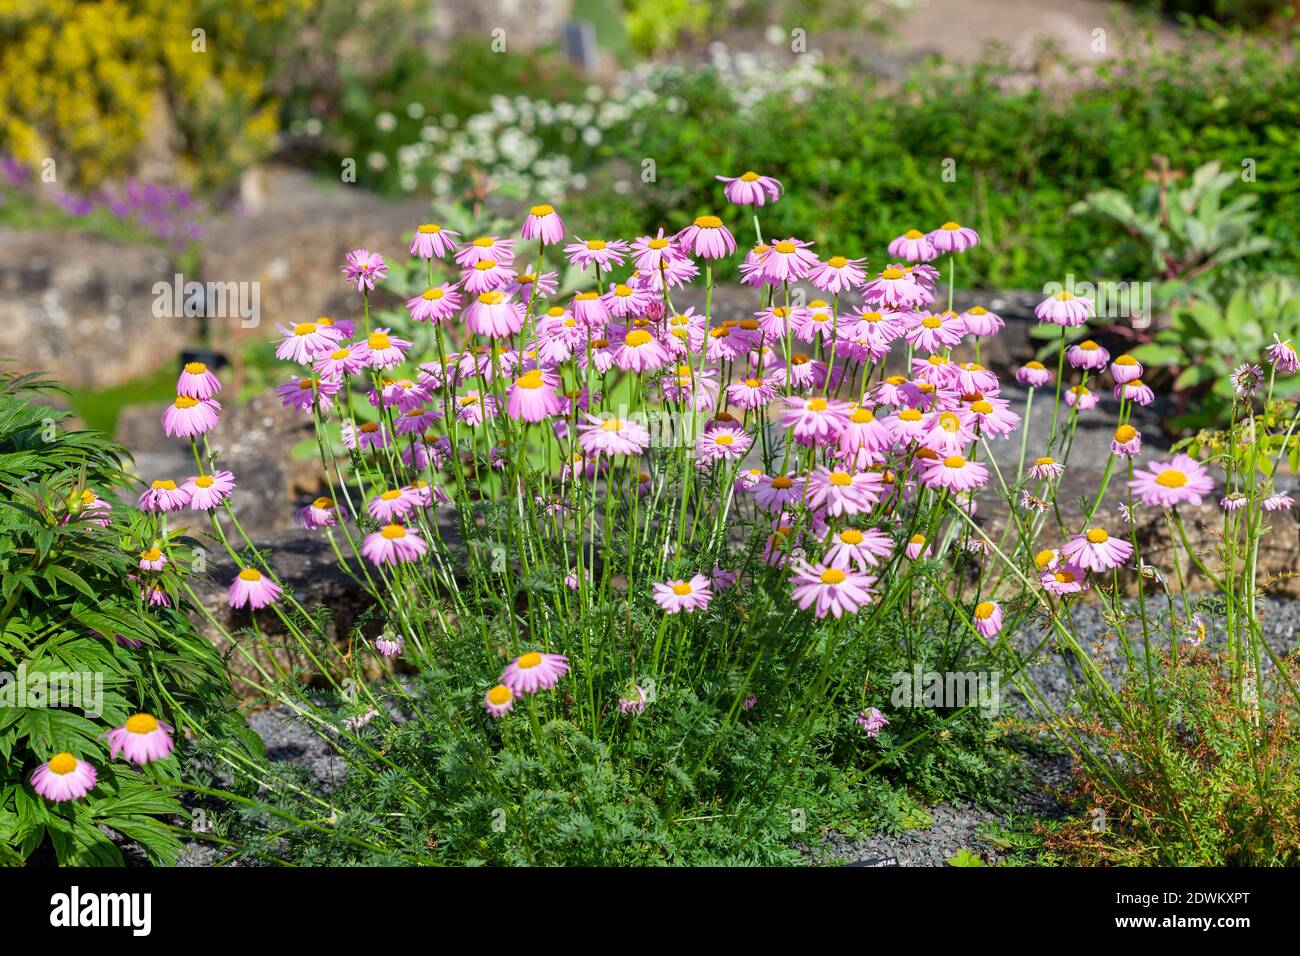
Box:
[1269,334,1300,373]
[296,496,337,529]
[341,248,388,292]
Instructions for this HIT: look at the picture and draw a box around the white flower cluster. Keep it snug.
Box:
[292,42,826,198]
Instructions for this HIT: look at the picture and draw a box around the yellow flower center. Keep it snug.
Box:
[312,497,333,509]
[910,534,926,545]
[968,306,987,315]
[740,171,760,182]
[516,370,545,390]
[194,476,214,488]
[239,568,262,581]
[1054,570,1076,584]
[422,287,445,300]
[899,409,922,422]
[418,223,442,234]
[941,221,961,230]
[381,490,403,500]
[1086,528,1109,544]
[820,568,847,585]
[530,204,555,216]
[1025,360,1045,370]
[473,237,496,248]
[1115,425,1137,442]
[152,479,176,491]
[518,651,543,669]
[944,456,966,468]
[693,215,722,229]
[922,316,942,329]
[125,713,159,734]
[771,476,794,490]
[827,256,848,268]
[851,408,874,424]
[881,268,906,280]
[625,329,653,347]
[487,684,512,705]
[174,396,199,409]
[806,398,828,412]
[380,524,408,540]
[1080,340,1099,350]
[672,582,693,595]
[1034,456,1055,467]
[840,529,864,544]
[974,601,996,620]
[1034,550,1055,569]
[140,547,162,561]
[1155,469,1187,488]
[774,241,797,254]
[971,400,993,414]
[716,434,735,446]
[939,412,961,432]
[183,362,207,374]
[648,237,669,249]
[293,322,318,335]
[49,753,77,775]
[368,333,392,350]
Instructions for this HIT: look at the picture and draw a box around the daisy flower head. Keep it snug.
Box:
[752,472,804,512]
[296,496,337,529]
[781,395,853,447]
[228,568,282,610]
[521,203,565,245]
[406,283,462,324]
[177,361,221,400]
[362,328,412,370]
[887,229,936,263]
[341,248,388,292]
[1035,288,1094,327]
[927,221,980,254]
[578,414,651,457]
[183,470,236,511]
[905,310,965,353]
[507,369,564,422]
[1015,361,1053,388]
[809,254,868,293]
[1265,491,1294,512]
[455,235,515,268]
[106,713,174,765]
[277,375,340,413]
[921,454,989,493]
[611,327,670,373]
[862,266,928,310]
[757,237,820,284]
[484,684,515,718]
[138,546,166,571]
[676,214,736,260]
[410,222,459,259]
[805,467,884,516]
[1114,379,1155,406]
[1129,453,1214,509]
[973,601,1003,639]
[30,753,96,803]
[502,651,569,695]
[959,305,1003,337]
[789,560,876,619]
[1067,339,1110,371]
[368,487,418,523]
[1041,563,1090,596]
[1111,423,1142,457]
[1065,384,1098,410]
[1060,527,1133,572]
[1269,334,1300,373]
[138,479,190,513]
[696,425,753,465]
[162,395,220,437]
[1221,491,1247,512]
[856,708,890,737]
[564,236,629,272]
[905,534,931,560]
[1028,456,1064,480]
[1231,362,1265,398]
[361,523,429,565]
[716,170,782,206]
[824,527,894,571]
[1110,354,1143,384]
[652,574,713,614]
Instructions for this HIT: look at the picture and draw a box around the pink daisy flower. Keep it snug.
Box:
[805,467,883,516]
[455,235,516,268]
[277,375,340,412]
[362,524,428,565]
[565,237,629,272]
[973,601,1003,639]
[727,375,778,410]
[652,574,713,614]
[808,255,867,294]
[406,284,463,324]
[138,479,190,513]
[1129,454,1214,508]
[824,527,893,570]
[228,568,282,610]
[696,425,752,465]
[959,305,1003,337]
[887,229,937,262]
[296,496,337,529]
[106,713,174,765]
[1015,361,1053,388]
[375,632,405,657]
[521,203,565,245]
[501,651,570,695]
[507,369,564,422]
[1028,456,1064,480]
[905,311,965,353]
[362,329,412,370]
[781,396,853,447]
[368,487,419,523]
[484,684,515,718]
[1064,384,1099,410]
[905,534,931,560]
[30,753,96,803]
[862,266,929,310]
[341,248,388,292]
[1110,354,1143,384]
[184,470,236,511]
[752,473,804,512]
[1269,334,1300,373]
[611,327,670,373]
[314,345,367,379]
[461,257,517,294]
[1068,339,1110,370]
[756,237,820,284]
[675,214,736,260]
[789,560,877,618]
[1035,289,1093,327]
[465,290,526,339]
[927,221,979,254]
[161,396,220,438]
[578,414,650,457]
[1114,379,1155,406]
[1061,527,1133,572]
[1041,564,1089,596]
[177,361,221,400]
[921,454,989,493]
[716,171,782,206]
[137,546,166,571]
[410,222,459,259]
[1265,492,1294,512]
[1111,423,1142,457]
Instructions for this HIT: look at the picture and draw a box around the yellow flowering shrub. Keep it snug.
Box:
[0,0,315,189]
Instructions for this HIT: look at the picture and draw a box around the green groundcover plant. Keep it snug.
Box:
[54,156,1286,866]
[0,372,257,865]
